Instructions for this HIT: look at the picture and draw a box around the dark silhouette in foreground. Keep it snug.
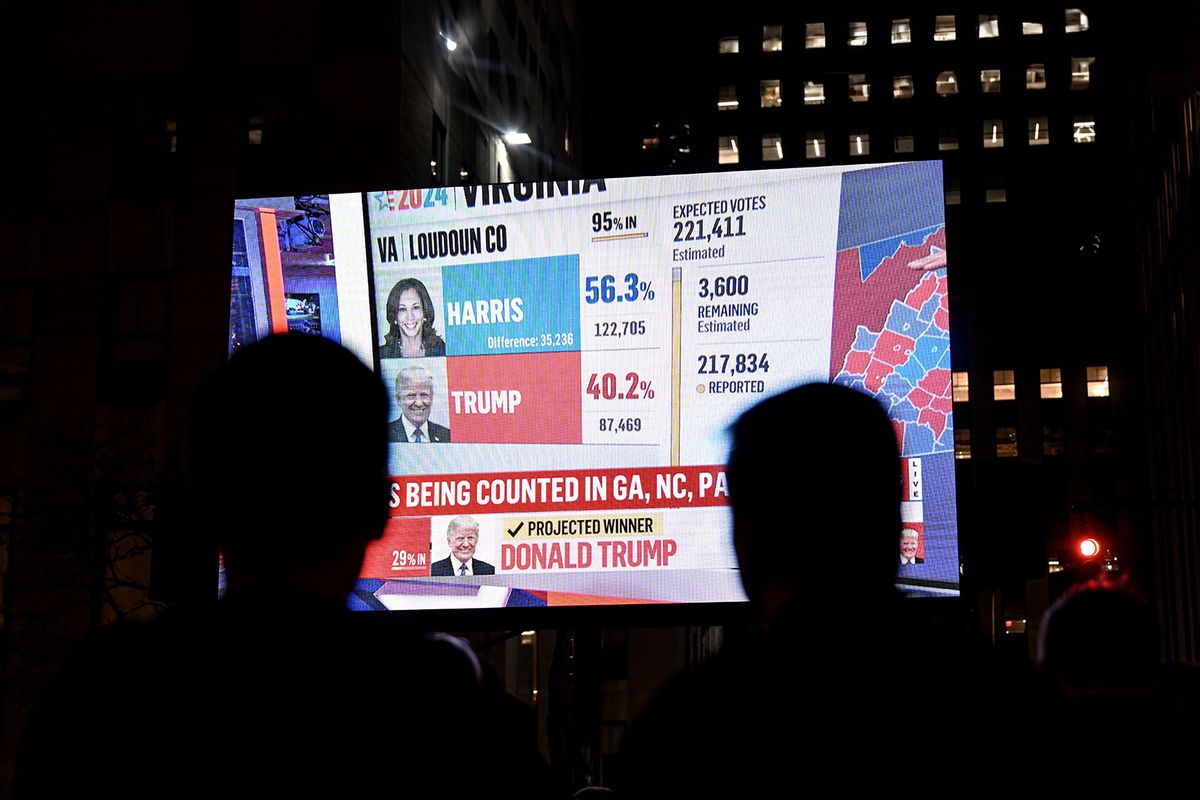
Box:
[619,383,985,795]
[17,335,551,797]
[1035,579,1200,787]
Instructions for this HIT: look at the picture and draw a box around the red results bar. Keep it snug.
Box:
[388,465,730,517]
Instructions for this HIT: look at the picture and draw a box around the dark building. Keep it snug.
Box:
[583,2,1200,662]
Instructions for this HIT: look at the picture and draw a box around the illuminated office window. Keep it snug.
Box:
[849,129,870,156]
[936,71,958,96]
[717,85,738,111]
[718,36,739,54]
[763,25,783,51]
[945,177,961,205]
[955,429,972,459]
[1040,368,1063,398]
[1074,115,1096,143]
[934,15,956,41]
[1065,9,1089,33]
[762,134,783,162]
[718,136,739,164]
[848,21,868,46]
[993,370,1015,400]
[952,371,970,402]
[894,75,914,99]
[983,119,1004,148]
[1027,64,1047,90]
[894,130,914,153]
[1028,116,1049,145]
[939,126,959,151]
[805,132,826,159]
[849,74,870,102]
[761,80,782,108]
[892,19,911,44]
[1044,426,1065,456]
[978,15,1000,38]
[248,116,264,146]
[1023,21,1044,35]
[1071,57,1094,90]
[996,427,1019,458]
[981,69,1002,93]
[804,81,825,105]
[1087,366,1110,397]
[985,176,1007,203]
[805,23,825,48]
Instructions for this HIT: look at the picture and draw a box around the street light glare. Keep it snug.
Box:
[504,131,532,145]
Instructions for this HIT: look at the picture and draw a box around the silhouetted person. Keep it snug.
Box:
[17,335,551,798]
[1034,579,1196,787]
[619,383,977,795]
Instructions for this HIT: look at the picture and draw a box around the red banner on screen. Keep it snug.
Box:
[388,465,729,516]
[360,517,433,578]
[446,352,582,444]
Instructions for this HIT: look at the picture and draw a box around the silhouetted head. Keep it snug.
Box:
[384,278,440,348]
[1038,580,1158,695]
[190,335,390,587]
[727,383,901,613]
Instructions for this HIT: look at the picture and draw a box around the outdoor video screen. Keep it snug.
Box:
[229,162,959,609]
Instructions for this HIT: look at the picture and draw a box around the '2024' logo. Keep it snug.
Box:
[375,187,450,212]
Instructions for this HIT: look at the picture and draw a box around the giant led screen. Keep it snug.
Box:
[229,162,959,610]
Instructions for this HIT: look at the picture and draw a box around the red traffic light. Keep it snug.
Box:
[1078,537,1101,558]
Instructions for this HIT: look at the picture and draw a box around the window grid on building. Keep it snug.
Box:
[955,428,972,459]
[934,15,956,41]
[760,79,782,108]
[762,134,783,162]
[993,369,1016,400]
[849,74,869,103]
[983,119,1004,148]
[848,21,868,46]
[718,135,739,164]
[1071,57,1094,90]
[1065,9,1089,34]
[1074,115,1096,143]
[1040,368,1063,398]
[805,23,825,48]
[952,371,970,402]
[763,25,783,51]
[1029,116,1050,145]
[1027,64,1047,90]
[996,427,1019,458]
[849,130,870,156]
[805,132,826,159]
[717,84,737,111]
